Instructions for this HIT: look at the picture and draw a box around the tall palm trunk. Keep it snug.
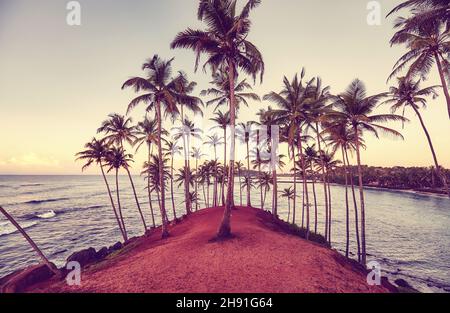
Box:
[310,163,318,234]
[342,147,350,258]
[410,101,450,197]
[238,167,242,206]
[287,197,291,221]
[170,156,177,220]
[257,132,263,210]
[434,53,450,119]
[327,173,332,244]
[292,144,297,224]
[0,206,58,275]
[222,128,227,206]
[316,122,329,239]
[272,145,278,216]
[354,126,366,265]
[298,132,310,240]
[217,61,236,238]
[115,168,128,241]
[100,161,125,240]
[125,168,147,232]
[147,143,156,228]
[213,147,218,207]
[345,148,361,263]
[180,105,192,215]
[246,140,252,207]
[195,159,199,211]
[156,100,169,238]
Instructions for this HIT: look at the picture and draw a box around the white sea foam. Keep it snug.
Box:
[0,221,37,237]
[36,210,56,219]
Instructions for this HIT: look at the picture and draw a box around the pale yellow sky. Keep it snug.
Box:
[0,0,449,175]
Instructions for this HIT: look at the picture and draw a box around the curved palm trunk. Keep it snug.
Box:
[345,148,361,263]
[246,141,252,207]
[125,168,147,232]
[434,53,450,119]
[217,62,236,239]
[298,134,310,239]
[310,163,318,234]
[170,157,177,220]
[354,126,366,265]
[156,100,169,238]
[147,143,156,228]
[410,101,450,197]
[100,161,125,240]
[115,168,128,241]
[316,123,329,239]
[342,147,350,258]
[0,206,58,275]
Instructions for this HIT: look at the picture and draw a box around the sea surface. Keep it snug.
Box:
[0,175,449,293]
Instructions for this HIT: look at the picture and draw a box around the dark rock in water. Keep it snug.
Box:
[108,242,123,253]
[395,278,413,289]
[1,263,57,293]
[66,247,97,268]
[96,247,109,260]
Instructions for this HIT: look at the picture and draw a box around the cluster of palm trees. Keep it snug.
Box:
[75,0,449,267]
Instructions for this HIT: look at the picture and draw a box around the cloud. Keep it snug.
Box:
[0,153,60,167]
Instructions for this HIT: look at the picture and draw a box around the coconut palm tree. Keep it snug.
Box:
[97,115,147,232]
[134,116,159,228]
[323,124,358,257]
[172,118,203,214]
[235,161,245,206]
[237,121,257,207]
[384,77,449,197]
[389,19,450,118]
[172,75,203,216]
[171,0,265,239]
[143,155,171,223]
[122,55,185,238]
[387,1,450,34]
[281,187,295,222]
[316,150,341,244]
[164,140,183,220]
[258,172,273,209]
[241,176,255,207]
[75,138,126,241]
[251,147,265,210]
[304,145,319,234]
[264,73,317,238]
[210,110,231,205]
[198,161,214,207]
[257,107,281,216]
[201,68,261,112]
[191,147,207,211]
[204,134,223,206]
[328,79,407,265]
[103,146,131,240]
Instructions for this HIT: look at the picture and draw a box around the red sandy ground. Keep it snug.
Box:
[31,206,387,293]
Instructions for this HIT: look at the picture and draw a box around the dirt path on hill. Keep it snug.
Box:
[30,206,387,293]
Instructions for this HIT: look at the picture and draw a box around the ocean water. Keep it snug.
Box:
[0,175,449,293]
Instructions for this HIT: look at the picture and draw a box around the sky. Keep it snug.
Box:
[0,0,449,175]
